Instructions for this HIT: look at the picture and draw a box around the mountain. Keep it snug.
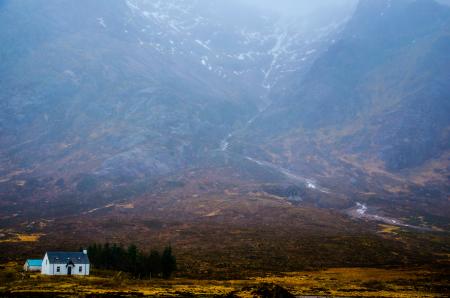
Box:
[227,0,450,217]
[0,0,449,276]
[0,0,351,202]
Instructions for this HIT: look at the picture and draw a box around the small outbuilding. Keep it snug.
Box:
[23,259,42,272]
[41,250,90,276]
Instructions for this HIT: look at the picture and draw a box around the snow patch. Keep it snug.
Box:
[306,181,317,190]
[97,17,106,28]
[195,39,211,51]
[126,0,139,11]
[356,202,368,215]
[245,157,330,194]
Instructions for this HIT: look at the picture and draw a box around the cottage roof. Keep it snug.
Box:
[45,252,90,264]
[26,259,42,266]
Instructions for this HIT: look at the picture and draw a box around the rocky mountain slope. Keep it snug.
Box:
[228,0,450,223]
[1,0,449,277]
[0,0,353,204]
[0,0,449,231]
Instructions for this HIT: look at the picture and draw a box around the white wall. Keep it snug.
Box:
[27,265,42,272]
[41,254,50,275]
[41,253,89,276]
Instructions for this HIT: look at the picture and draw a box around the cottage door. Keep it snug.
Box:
[67,266,72,275]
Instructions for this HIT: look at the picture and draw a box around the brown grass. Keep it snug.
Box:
[1,262,448,297]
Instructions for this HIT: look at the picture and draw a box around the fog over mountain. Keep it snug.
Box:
[0,0,449,280]
[0,0,357,190]
[437,0,450,5]
[242,0,357,17]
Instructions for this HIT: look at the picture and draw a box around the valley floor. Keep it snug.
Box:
[1,262,448,297]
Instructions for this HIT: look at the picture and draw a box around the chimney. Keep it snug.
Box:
[83,249,87,255]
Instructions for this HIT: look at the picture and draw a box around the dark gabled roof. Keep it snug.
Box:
[45,252,89,264]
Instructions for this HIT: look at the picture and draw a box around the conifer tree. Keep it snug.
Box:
[161,246,177,279]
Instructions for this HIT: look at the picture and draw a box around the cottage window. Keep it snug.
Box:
[79,266,82,272]
[56,266,60,272]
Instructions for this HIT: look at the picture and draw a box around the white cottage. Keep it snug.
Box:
[41,250,90,276]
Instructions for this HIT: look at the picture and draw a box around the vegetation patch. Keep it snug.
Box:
[0,264,448,297]
[0,233,43,243]
[88,244,177,279]
[378,224,401,234]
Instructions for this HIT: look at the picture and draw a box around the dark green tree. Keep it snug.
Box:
[148,250,162,278]
[88,243,174,279]
[127,244,138,274]
[161,246,177,279]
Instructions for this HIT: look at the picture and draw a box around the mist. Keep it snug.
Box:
[241,0,358,17]
[211,0,359,30]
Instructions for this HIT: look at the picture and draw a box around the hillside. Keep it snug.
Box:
[0,0,449,283]
[231,0,450,225]
[0,0,352,209]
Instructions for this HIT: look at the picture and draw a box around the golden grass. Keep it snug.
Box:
[252,268,442,297]
[378,224,401,234]
[16,234,43,242]
[1,263,447,297]
[117,203,135,209]
[0,233,43,243]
